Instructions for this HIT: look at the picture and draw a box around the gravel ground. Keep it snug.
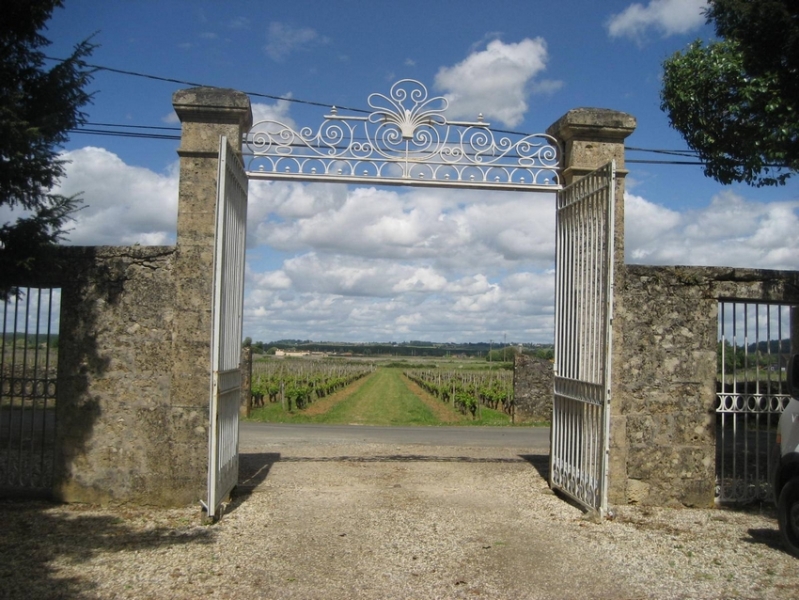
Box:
[1,437,797,599]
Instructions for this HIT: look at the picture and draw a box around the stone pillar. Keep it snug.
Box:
[547,108,636,506]
[169,88,252,504]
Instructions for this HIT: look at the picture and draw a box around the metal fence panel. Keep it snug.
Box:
[1,288,59,492]
[716,301,792,503]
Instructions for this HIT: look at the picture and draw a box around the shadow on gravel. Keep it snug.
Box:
[0,500,214,600]
[228,452,282,516]
[745,527,785,553]
[272,454,529,463]
[519,454,550,480]
[239,452,281,488]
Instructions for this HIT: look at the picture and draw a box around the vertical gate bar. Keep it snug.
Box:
[561,202,577,377]
[587,188,595,381]
[1,295,8,483]
[41,289,53,484]
[720,302,727,499]
[757,303,764,493]
[29,289,41,486]
[777,304,793,394]
[731,304,740,494]
[593,176,600,380]
[564,203,573,379]
[594,184,603,383]
[601,163,615,514]
[585,190,594,382]
[583,190,592,380]
[578,191,585,379]
[22,289,33,486]
[16,291,29,485]
[743,303,749,494]
[571,200,578,380]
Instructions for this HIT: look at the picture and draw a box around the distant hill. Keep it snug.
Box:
[252,339,554,359]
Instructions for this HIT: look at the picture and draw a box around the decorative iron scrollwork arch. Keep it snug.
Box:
[244,79,562,191]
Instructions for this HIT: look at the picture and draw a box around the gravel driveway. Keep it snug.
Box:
[1,429,797,599]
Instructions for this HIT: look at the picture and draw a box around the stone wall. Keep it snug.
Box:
[513,354,554,422]
[48,246,181,504]
[0,88,254,508]
[613,265,799,507]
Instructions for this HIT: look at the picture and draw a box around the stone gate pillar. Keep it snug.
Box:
[169,88,252,504]
[547,108,636,506]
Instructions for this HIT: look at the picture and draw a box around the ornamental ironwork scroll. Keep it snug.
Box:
[244,79,561,191]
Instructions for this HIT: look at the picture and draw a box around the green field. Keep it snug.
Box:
[247,367,525,426]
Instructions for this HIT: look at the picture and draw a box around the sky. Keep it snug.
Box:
[10,0,798,344]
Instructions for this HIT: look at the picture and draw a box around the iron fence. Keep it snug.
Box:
[1,287,60,492]
[716,301,792,503]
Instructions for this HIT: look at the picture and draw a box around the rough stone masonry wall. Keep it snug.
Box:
[52,246,179,505]
[513,354,554,422]
[614,264,799,507]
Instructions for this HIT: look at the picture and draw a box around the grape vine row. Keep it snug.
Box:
[251,360,374,411]
[404,369,513,418]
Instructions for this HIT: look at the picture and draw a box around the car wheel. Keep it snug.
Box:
[778,476,799,558]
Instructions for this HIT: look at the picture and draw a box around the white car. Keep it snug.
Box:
[772,354,799,557]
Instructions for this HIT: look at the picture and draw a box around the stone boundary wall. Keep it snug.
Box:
[513,354,554,422]
[612,264,799,507]
[24,246,181,504]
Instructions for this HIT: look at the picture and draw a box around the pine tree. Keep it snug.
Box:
[0,0,95,298]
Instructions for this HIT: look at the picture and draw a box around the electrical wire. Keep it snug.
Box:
[66,122,716,166]
[50,58,786,168]
[44,55,371,115]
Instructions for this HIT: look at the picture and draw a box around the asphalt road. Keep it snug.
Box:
[239,422,550,451]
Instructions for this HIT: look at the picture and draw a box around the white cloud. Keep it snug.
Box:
[50,147,178,246]
[228,17,250,30]
[625,190,799,269]
[607,0,708,41]
[264,22,327,62]
[250,98,296,128]
[243,180,558,342]
[161,111,180,124]
[43,136,799,345]
[248,182,555,269]
[434,38,562,127]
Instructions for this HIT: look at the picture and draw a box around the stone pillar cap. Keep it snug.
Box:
[547,107,636,142]
[172,86,252,129]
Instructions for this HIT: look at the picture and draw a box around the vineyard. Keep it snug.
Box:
[251,359,374,411]
[404,368,514,418]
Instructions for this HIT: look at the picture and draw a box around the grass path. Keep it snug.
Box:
[320,368,440,425]
[247,367,516,426]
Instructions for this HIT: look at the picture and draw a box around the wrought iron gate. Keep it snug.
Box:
[203,136,248,520]
[1,287,59,493]
[551,161,615,515]
[716,301,792,503]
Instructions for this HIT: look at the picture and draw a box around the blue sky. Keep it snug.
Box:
[16,0,798,343]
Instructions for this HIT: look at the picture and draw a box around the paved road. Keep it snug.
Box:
[240,422,550,451]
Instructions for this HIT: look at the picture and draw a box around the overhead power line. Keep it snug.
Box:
[67,121,714,166]
[51,57,772,168]
[44,55,371,114]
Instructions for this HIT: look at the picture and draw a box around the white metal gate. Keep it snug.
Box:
[203,136,248,520]
[551,161,615,515]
